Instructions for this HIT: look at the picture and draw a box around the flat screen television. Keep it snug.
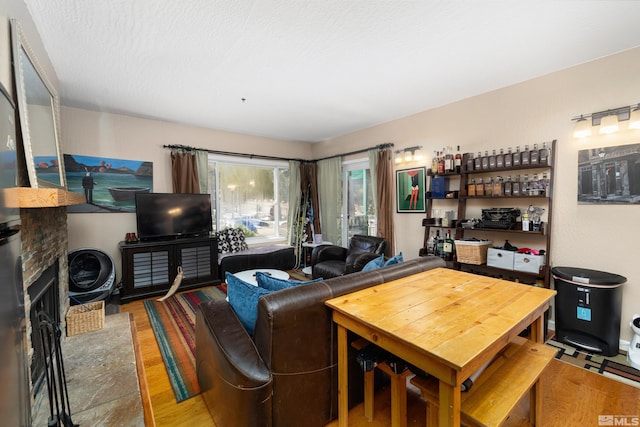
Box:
[135,193,212,241]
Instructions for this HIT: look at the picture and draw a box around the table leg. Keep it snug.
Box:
[337,324,349,427]
[530,314,544,343]
[438,380,460,427]
[389,370,408,427]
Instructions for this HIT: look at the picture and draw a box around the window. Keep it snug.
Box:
[208,155,289,242]
[342,160,376,244]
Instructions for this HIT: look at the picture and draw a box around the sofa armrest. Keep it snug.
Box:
[345,252,380,273]
[311,245,347,265]
[196,299,273,427]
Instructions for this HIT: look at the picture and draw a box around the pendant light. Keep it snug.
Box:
[599,113,619,134]
[573,116,592,138]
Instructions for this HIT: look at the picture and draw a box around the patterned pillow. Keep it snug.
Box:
[228,227,249,253]
[216,229,231,253]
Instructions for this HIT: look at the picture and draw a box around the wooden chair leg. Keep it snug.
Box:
[364,369,375,422]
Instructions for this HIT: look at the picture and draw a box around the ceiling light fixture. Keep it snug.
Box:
[572,104,639,138]
[395,146,423,164]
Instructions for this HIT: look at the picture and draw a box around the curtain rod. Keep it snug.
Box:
[163,142,394,163]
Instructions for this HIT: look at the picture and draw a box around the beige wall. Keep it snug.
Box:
[62,107,312,280]
[316,46,640,343]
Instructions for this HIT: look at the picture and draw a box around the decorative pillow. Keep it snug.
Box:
[255,272,322,292]
[216,229,231,253]
[228,227,249,253]
[384,252,404,266]
[362,255,385,272]
[226,272,270,335]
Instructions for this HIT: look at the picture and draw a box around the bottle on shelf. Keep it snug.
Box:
[484,177,493,197]
[530,143,539,165]
[504,147,513,168]
[496,148,504,168]
[443,230,455,261]
[489,149,497,169]
[427,231,436,256]
[493,176,504,197]
[539,141,549,165]
[512,174,521,196]
[444,146,454,172]
[455,145,462,173]
[481,150,489,170]
[541,172,550,196]
[521,144,530,165]
[475,177,485,196]
[432,151,439,174]
[474,151,482,171]
[513,146,521,166]
[438,151,445,174]
[435,230,444,258]
[522,213,530,231]
[523,173,530,195]
[466,152,474,172]
[504,175,512,196]
[468,178,476,196]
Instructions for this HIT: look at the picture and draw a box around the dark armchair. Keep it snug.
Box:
[310,234,388,279]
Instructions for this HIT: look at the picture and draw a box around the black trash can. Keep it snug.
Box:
[552,266,626,356]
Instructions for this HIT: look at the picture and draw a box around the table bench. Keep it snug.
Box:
[410,336,557,427]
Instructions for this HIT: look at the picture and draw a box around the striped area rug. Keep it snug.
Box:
[547,338,640,389]
[144,285,227,402]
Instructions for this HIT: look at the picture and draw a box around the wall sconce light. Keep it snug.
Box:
[572,104,640,138]
[395,146,423,164]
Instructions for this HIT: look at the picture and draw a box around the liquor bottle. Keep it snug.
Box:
[496,148,504,168]
[475,177,484,196]
[443,229,455,261]
[474,152,482,170]
[541,172,550,196]
[432,151,439,174]
[513,146,521,166]
[489,149,497,169]
[455,145,462,173]
[445,146,454,172]
[481,150,489,170]
[531,173,540,196]
[523,173,530,195]
[468,178,476,196]
[504,147,513,168]
[484,177,493,197]
[466,152,474,172]
[512,174,521,196]
[504,175,512,196]
[539,141,549,165]
[435,230,444,258]
[427,232,436,256]
[530,143,539,165]
[493,176,504,197]
[438,151,445,174]
[522,213,530,231]
[521,144,530,165]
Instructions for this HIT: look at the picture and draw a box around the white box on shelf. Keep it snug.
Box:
[514,253,546,274]
[486,248,515,270]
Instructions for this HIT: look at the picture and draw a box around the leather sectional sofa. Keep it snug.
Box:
[195,255,446,427]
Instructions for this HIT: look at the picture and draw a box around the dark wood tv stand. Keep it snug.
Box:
[118,235,220,303]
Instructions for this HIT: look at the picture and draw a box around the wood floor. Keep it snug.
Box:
[122,295,640,427]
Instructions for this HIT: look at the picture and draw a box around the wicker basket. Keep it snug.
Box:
[66,301,105,336]
[454,240,492,265]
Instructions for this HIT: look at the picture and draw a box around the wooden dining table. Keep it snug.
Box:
[325,267,556,427]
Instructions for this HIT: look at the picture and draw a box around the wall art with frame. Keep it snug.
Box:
[396,167,426,213]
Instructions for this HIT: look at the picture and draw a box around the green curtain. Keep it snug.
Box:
[368,148,379,220]
[317,157,342,247]
[196,150,209,194]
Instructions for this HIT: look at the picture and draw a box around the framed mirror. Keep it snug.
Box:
[11,19,66,189]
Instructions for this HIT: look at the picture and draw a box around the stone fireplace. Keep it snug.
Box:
[20,206,70,414]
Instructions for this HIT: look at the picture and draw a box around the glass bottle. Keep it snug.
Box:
[474,151,482,171]
[445,146,454,172]
[513,146,521,166]
[539,141,549,165]
[522,213,530,231]
[504,147,513,168]
[523,173,530,195]
[468,178,476,196]
[531,173,540,196]
[455,145,462,173]
[484,177,493,197]
[512,174,521,196]
[443,229,455,261]
[504,175,512,196]
[489,149,497,169]
[481,150,489,170]
[542,172,550,196]
[435,230,444,258]
[530,143,539,165]
[438,151,445,174]
[493,176,504,196]
[432,151,439,174]
[496,148,504,168]
[521,144,530,165]
[466,152,474,172]
[427,231,436,255]
[475,177,484,196]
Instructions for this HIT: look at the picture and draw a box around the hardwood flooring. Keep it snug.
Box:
[122,295,640,427]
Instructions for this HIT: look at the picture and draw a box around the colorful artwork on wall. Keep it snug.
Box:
[396,167,426,213]
[64,154,153,213]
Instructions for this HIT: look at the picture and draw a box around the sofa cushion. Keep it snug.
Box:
[226,272,271,334]
[256,272,322,291]
[228,228,249,253]
[362,255,385,272]
[384,252,404,266]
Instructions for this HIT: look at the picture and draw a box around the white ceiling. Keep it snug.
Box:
[24,1,640,143]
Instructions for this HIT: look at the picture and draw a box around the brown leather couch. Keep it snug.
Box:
[195,256,446,427]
